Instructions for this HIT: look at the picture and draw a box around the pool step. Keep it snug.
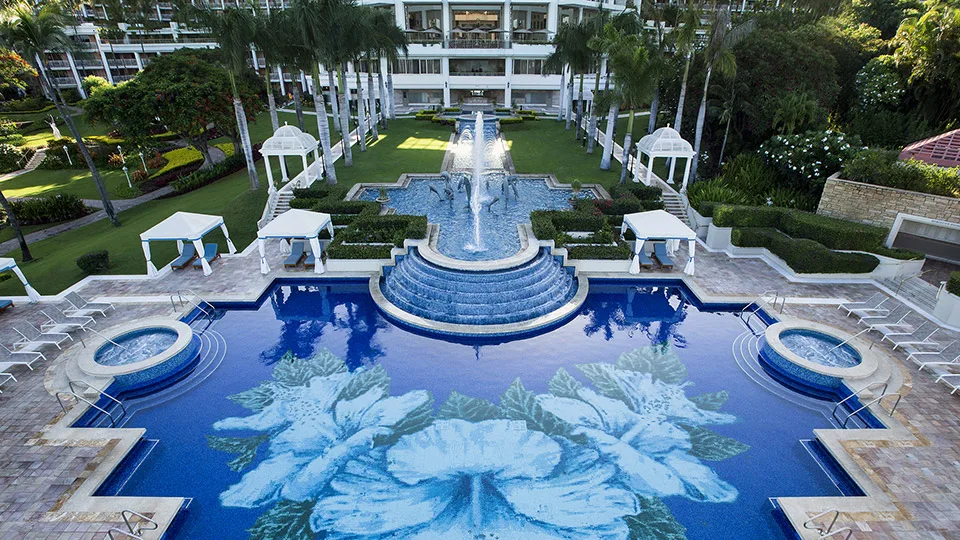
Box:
[380,248,578,326]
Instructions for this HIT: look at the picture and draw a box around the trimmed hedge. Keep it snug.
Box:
[499,117,523,125]
[326,240,394,259]
[10,194,90,225]
[566,243,633,260]
[948,272,960,297]
[415,112,435,121]
[171,154,244,194]
[76,250,110,274]
[312,200,380,216]
[431,115,456,127]
[608,184,662,201]
[292,186,330,200]
[337,214,428,246]
[149,147,204,179]
[732,228,879,274]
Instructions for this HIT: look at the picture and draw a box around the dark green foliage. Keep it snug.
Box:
[10,194,89,225]
[291,186,329,199]
[312,199,380,216]
[337,214,428,246]
[731,228,879,273]
[0,98,53,113]
[172,154,246,194]
[842,149,959,198]
[566,243,633,260]
[325,240,394,259]
[498,117,524,125]
[0,143,29,173]
[431,115,455,127]
[608,183,663,201]
[530,212,558,240]
[76,250,110,274]
[948,272,960,296]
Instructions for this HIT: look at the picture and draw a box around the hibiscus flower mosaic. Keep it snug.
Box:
[208,345,749,538]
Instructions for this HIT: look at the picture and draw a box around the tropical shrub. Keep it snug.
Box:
[0,97,53,113]
[842,149,959,197]
[0,143,27,173]
[107,153,125,169]
[10,194,90,225]
[948,271,960,297]
[171,154,244,194]
[759,130,861,191]
[855,56,905,111]
[325,240,393,259]
[132,168,149,183]
[81,75,110,97]
[731,228,879,273]
[566,242,633,260]
[338,215,428,246]
[608,184,662,201]
[76,250,110,274]
[150,147,204,179]
[292,186,330,200]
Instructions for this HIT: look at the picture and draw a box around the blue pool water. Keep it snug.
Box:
[780,330,862,369]
[94,328,179,367]
[357,177,594,260]
[90,280,858,539]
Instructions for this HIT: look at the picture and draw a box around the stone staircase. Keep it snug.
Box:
[877,275,941,315]
[273,191,294,219]
[660,188,690,226]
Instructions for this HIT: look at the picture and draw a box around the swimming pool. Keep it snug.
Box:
[94,328,179,367]
[86,280,865,539]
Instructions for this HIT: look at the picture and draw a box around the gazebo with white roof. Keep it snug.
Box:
[635,127,695,192]
[0,258,40,302]
[257,209,334,274]
[140,212,236,276]
[259,124,322,193]
[620,210,698,275]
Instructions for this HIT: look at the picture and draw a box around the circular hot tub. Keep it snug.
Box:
[760,322,878,394]
[78,318,198,391]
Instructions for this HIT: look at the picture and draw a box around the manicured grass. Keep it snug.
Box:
[505,120,620,190]
[334,119,451,186]
[0,222,57,244]
[18,115,110,149]
[1,167,140,200]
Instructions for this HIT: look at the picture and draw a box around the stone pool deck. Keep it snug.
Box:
[0,246,958,538]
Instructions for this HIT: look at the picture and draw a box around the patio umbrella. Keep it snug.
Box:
[468,27,488,34]
[513,28,531,33]
[423,27,442,34]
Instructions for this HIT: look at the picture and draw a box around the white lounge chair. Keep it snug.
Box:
[906,340,957,364]
[40,307,95,332]
[0,364,16,393]
[919,353,960,372]
[858,305,906,327]
[845,297,892,319]
[934,373,960,395]
[838,293,885,315]
[890,328,940,351]
[865,310,913,333]
[11,321,71,350]
[0,345,43,370]
[63,292,114,318]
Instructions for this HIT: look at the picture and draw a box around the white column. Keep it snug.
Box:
[279,155,289,182]
[93,33,114,84]
[667,154,677,184]
[645,153,654,185]
[134,51,143,70]
[300,153,309,186]
[141,241,158,277]
[309,236,325,274]
[65,51,85,99]
[258,238,271,274]
[504,0,512,46]
[11,266,40,303]
[193,239,212,275]
[220,223,237,254]
[504,56,513,107]
[394,0,405,27]
[277,66,286,94]
[442,59,451,105]
[264,155,276,194]
[313,148,322,180]
[547,2,559,34]
[442,0,451,34]
[680,157,693,193]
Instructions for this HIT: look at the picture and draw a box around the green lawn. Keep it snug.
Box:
[334,119,451,186]
[1,167,137,200]
[0,222,57,244]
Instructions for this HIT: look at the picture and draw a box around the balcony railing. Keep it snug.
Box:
[450,71,505,76]
[447,38,509,49]
[511,34,552,44]
[109,59,141,68]
[46,60,72,69]
[76,59,103,69]
[52,76,77,86]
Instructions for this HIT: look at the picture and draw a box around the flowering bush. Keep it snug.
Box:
[107,153,125,169]
[759,130,861,189]
[131,168,149,183]
[0,143,27,173]
[855,56,905,111]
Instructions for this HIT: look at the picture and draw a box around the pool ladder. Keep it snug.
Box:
[739,290,786,336]
[107,509,158,539]
[803,509,853,539]
[170,289,217,333]
[831,381,902,428]
[56,380,126,427]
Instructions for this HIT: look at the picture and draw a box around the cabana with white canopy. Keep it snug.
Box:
[0,258,40,302]
[634,127,695,192]
[256,209,334,274]
[620,210,697,275]
[140,212,236,277]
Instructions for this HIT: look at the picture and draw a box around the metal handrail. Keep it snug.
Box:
[81,326,129,351]
[68,379,126,419]
[820,527,853,539]
[122,509,158,535]
[803,509,839,534]
[740,290,779,316]
[831,382,888,421]
[56,391,117,427]
[894,269,934,296]
[841,393,902,428]
[107,529,141,539]
[171,289,212,317]
[829,328,871,353]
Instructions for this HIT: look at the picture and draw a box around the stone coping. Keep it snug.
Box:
[763,321,879,381]
[77,319,193,379]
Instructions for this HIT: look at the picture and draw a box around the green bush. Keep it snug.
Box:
[76,250,110,274]
[312,200,380,216]
[693,201,721,217]
[339,214,428,246]
[495,107,512,112]
[150,147,204,179]
[289,198,316,210]
[82,75,110,97]
[531,210,604,234]
[608,184,662,201]
[10,193,89,225]
[499,117,523,125]
[520,114,538,122]
[171,154,245,194]
[291,186,330,199]
[415,112,435,121]
[566,243,633,260]
[0,97,53,113]
[0,143,28,173]
[431,115,456,127]
[515,109,538,116]
[842,149,959,198]
[712,205,782,228]
[732,228,879,274]
[326,240,394,259]
[947,272,960,297]
[443,107,461,113]
[530,212,558,240]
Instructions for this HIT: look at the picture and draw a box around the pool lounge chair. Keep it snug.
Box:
[284,241,306,268]
[838,293,884,316]
[919,353,960,372]
[856,302,900,324]
[170,244,197,270]
[11,321,71,350]
[0,364,17,393]
[0,342,46,362]
[934,373,960,395]
[906,340,957,365]
[653,242,675,269]
[865,310,913,333]
[0,347,42,370]
[0,299,13,311]
[64,292,115,318]
[845,297,892,319]
[889,328,940,351]
[41,307,95,331]
[193,243,220,269]
[304,246,320,269]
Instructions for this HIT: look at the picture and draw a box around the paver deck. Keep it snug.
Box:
[0,246,958,538]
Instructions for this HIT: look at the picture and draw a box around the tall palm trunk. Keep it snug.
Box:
[377,67,388,130]
[327,68,340,133]
[600,101,619,170]
[690,64,712,183]
[337,65,353,166]
[674,52,692,131]
[36,56,119,226]
[230,74,259,190]
[587,63,602,154]
[565,73,574,130]
[367,60,379,141]
[575,73,584,140]
[0,190,31,262]
[290,70,305,130]
[619,109,635,184]
[263,67,279,132]
[648,85,659,134]
[557,70,565,121]
[353,64,367,152]
[310,69,337,185]
[386,66,396,119]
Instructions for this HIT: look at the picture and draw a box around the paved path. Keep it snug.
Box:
[0,149,45,182]
[0,186,173,255]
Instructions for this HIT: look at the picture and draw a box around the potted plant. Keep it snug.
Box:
[375,187,391,213]
[571,180,582,195]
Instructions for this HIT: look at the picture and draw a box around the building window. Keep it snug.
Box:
[512,59,559,75]
[393,59,442,74]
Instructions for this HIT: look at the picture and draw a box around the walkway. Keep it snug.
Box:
[0,149,45,182]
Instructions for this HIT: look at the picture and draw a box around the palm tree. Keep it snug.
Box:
[2,6,120,226]
[288,0,340,184]
[689,7,754,182]
[591,12,641,168]
[188,5,260,190]
[640,0,670,135]
[369,8,407,131]
[252,8,285,132]
[608,33,655,183]
[707,77,736,164]
[268,14,307,131]
[772,89,820,135]
[0,190,32,262]
[546,20,594,137]
[672,0,703,134]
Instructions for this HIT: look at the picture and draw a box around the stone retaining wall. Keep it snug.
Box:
[817,174,960,229]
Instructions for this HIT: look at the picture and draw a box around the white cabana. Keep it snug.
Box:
[620,210,698,275]
[256,209,334,274]
[259,123,321,194]
[140,212,236,277]
[0,258,40,303]
[635,127,695,192]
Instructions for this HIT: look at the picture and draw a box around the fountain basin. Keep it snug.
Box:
[78,318,198,391]
[760,322,878,393]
